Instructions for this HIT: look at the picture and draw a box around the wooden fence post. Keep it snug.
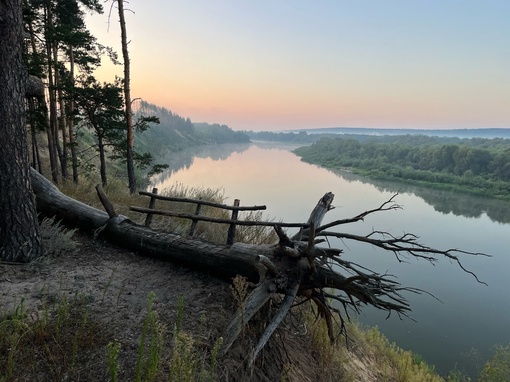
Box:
[144,188,158,227]
[189,201,202,237]
[227,199,240,245]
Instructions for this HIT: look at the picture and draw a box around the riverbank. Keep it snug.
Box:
[293,138,510,202]
[328,163,509,201]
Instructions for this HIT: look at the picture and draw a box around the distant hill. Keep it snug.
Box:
[193,122,251,144]
[287,127,510,139]
[134,101,250,157]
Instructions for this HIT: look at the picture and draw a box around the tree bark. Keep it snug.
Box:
[292,191,334,241]
[68,50,79,184]
[219,280,274,357]
[0,0,44,262]
[98,135,107,187]
[249,282,300,364]
[43,4,59,183]
[116,0,136,193]
[53,43,68,179]
[50,41,64,178]
[28,97,42,173]
[26,75,45,97]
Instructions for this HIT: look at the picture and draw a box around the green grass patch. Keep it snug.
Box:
[0,291,109,382]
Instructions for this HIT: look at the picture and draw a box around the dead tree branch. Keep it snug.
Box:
[316,230,489,285]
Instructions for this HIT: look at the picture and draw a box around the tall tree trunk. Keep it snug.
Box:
[26,20,43,175]
[0,0,44,262]
[53,44,68,179]
[44,4,59,183]
[98,135,107,187]
[50,42,64,178]
[68,49,79,183]
[28,98,42,173]
[117,0,136,193]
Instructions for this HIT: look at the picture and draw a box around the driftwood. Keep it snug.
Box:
[30,168,488,363]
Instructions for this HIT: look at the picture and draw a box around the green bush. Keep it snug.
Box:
[478,344,510,382]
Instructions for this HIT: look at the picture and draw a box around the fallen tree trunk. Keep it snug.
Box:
[30,167,333,285]
[31,167,111,230]
[31,167,262,281]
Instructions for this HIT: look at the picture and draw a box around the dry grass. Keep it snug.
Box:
[40,216,79,257]
[0,289,224,382]
[59,179,277,245]
[0,287,110,381]
[307,316,449,382]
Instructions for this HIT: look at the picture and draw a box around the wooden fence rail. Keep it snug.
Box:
[131,188,308,245]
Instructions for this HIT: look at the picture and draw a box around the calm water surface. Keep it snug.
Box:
[150,142,510,377]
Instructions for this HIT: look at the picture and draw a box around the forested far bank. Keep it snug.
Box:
[294,136,510,201]
[246,128,510,145]
[134,101,250,157]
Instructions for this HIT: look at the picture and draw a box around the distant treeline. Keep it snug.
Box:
[135,101,250,156]
[292,127,510,139]
[245,130,315,143]
[294,135,510,201]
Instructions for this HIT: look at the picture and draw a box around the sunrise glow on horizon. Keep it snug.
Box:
[85,1,510,131]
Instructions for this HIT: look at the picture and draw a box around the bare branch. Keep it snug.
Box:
[250,283,300,365]
[317,230,489,284]
[316,193,401,233]
[106,1,116,32]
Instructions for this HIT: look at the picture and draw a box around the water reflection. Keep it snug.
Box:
[150,143,251,188]
[330,169,510,224]
[152,142,510,224]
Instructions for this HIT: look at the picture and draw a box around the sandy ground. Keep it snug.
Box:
[1,230,341,381]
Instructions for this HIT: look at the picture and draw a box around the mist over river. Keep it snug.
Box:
[149,141,510,377]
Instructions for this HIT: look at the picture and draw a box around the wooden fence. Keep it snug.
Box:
[130,188,308,245]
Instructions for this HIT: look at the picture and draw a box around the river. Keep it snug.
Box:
[149,141,510,377]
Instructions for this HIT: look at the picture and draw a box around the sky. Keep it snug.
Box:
[85,1,510,131]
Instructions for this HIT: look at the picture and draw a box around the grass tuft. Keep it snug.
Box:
[107,339,121,382]
[135,291,164,382]
[0,289,108,382]
[40,216,79,257]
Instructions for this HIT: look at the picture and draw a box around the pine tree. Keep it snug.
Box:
[0,0,44,262]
